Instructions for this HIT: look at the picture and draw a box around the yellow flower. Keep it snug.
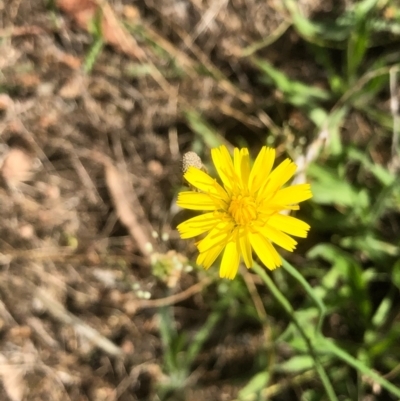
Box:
[177,145,312,279]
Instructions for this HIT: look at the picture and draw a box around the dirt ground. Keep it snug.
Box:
[0,0,357,400]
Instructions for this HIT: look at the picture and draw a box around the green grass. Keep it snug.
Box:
[141,1,400,399]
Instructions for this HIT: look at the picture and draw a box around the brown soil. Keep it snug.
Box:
[0,0,352,400]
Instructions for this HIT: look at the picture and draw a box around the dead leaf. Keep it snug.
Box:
[19,223,35,239]
[38,110,59,129]
[59,74,86,98]
[17,73,40,88]
[1,148,36,185]
[58,52,82,69]
[123,5,140,21]
[0,354,26,401]
[104,161,153,258]
[0,94,12,110]
[57,0,145,60]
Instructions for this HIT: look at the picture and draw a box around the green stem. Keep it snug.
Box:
[252,263,339,401]
[321,338,400,398]
[255,261,400,399]
[282,259,400,398]
[282,259,326,335]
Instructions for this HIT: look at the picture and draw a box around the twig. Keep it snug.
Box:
[0,25,45,37]
[69,153,103,205]
[187,0,228,49]
[292,125,329,185]
[104,160,154,258]
[242,269,268,324]
[135,277,212,309]
[168,96,179,159]
[77,149,157,259]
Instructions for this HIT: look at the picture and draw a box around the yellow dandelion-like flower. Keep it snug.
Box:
[177,145,312,279]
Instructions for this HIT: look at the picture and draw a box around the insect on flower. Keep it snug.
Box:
[177,145,312,279]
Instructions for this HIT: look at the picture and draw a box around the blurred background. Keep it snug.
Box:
[0,0,400,400]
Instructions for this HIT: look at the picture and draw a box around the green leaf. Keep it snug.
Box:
[283,259,326,334]
[354,0,380,17]
[184,110,223,148]
[326,107,348,155]
[279,355,315,373]
[254,59,330,108]
[309,108,328,127]
[83,37,104,74]
[186,304,224,367]
[301,389,320,401]
[308,164,359,207]
[367,322,400,358]
[347,147,395,186]
[238,372,270,401]
[307,244,372,319]
[124,63,156,77]
[347,20,369,80]
[283,0,321,38]
[371,296,392,328]
[341,234,399,258]
[393,260,400,290]
[321,338,400,398]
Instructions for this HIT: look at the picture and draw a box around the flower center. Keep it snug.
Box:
[228,195,257,225]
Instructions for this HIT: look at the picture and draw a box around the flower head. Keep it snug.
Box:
[177,145,312,279]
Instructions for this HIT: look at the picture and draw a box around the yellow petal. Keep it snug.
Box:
[258,158,297,200]
[249,147,275,193]
[234,148,250,191]
[177,192,216,210]
[238,228,252,268]
[219,240,241,279]
[184,167,229,203]
[273,184,312,205]
[197,220,233,253]
[268,214,310,238]
[257,224,298,252]
[177,212,218,239]
[249,231,281,270]
[197,241,225,269]
[211,145,235,191]
[177,145,312,278]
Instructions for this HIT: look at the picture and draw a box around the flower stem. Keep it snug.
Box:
[252,262,339,401]
[282,258,326,335]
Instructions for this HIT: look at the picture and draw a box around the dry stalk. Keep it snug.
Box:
[34,286,123,357]
[135,277,211,310]
[75,149,157,260]
[0,25,45,37]
[103,160,155,258]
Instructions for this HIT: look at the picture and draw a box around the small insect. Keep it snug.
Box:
[181,151,207,191]
[181,151,206,173]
